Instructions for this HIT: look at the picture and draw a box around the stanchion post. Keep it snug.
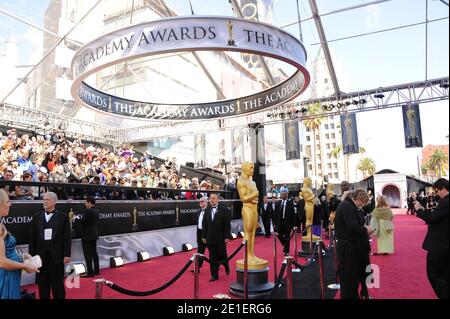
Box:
[333,235,340,286]
[273,232,278,282]
[317,241,325,299]
[293,227,298,264]
[243,240,248,300]
[320,219,324,241]
[94,279,104,299]
[194,253,200,299]
[309,225,313,258]
[327,234,341,290]
[286,256,293,299]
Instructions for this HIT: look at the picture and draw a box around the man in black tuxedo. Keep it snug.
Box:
[274,188,296,256]
[191,196,208,273]
[77,197,100,278]
[334,189,373,299]
[414,178,449,299]
[29,192,71,299]
[258,195,273,237]
[202,193,232,281]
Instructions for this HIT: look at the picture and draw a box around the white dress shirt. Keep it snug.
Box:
[198,210,205,229]
[45,211,55,223]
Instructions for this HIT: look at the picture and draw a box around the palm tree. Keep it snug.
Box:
[331,144,366,181]
[303,103,326,184]
[421,162,432,176]
[357,157,376,178]
[429,149,449,178]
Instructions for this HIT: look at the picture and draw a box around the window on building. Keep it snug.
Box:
[326,143,330,149]
[316,135,320,140]
[306,136,310,141]
[308,164,313,170]
[332,143,336,148]
[324,78,328,84]
[327,154,332,159]
[333,163,338,169]
[331,133,335,139]
[324,124,329,130]
[334,173,339,178]
[328,173,332,179]
[330,123,335,129]
[318,164,322,170]
[306,127,310,132]
[327,163,332,169]
[325,134,329,139]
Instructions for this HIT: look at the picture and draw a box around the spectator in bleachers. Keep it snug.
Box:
[14,172,34,200]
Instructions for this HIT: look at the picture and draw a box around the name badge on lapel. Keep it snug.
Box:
[44,228,53,241]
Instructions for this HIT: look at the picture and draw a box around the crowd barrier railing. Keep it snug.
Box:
[94,241,245,299]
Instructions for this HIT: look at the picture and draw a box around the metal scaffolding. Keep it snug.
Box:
[116,77,449,142]
[0,102,121,145]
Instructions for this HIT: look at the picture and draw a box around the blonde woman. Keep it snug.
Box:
[370,195,394,255]
[0,189,39,299]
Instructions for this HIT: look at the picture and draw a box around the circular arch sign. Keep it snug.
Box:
[71,16,310,120]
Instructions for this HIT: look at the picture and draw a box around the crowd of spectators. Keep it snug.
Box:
[0,127,223,200]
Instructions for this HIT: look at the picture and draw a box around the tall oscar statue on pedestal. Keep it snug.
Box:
[299,177,320,256]
[230,162,274,298]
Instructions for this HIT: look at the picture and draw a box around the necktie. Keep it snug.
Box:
[212,207,217,220]
[282,201,286,219]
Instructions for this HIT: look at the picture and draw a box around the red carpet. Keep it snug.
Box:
[23,211,436,299]
[335,211,436,299]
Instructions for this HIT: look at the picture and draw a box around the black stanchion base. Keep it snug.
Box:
[298,241,318,258]
[229,267,274,299]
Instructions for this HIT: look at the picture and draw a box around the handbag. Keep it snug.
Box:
[16,246,42,268]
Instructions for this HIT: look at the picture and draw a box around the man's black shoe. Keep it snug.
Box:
[190,269,200,274]
[209,277,218,282]
[81,273,95,278]
[225,268,230,276]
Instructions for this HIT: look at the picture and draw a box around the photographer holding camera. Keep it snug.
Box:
[413,178,449,299]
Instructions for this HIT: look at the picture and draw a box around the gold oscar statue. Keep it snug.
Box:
[345,116,353,146]
[300,177,320,242]
[69,208,75,237]
[132,207,138,231]
[227,20,236,46]
[236,162,268,270]
[406,105,417,138]
[288,124,296,154]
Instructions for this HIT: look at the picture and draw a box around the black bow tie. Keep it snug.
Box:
[45,211,54,215]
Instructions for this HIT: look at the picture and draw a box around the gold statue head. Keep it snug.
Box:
[303,177,312,188]
[241,162,254,177]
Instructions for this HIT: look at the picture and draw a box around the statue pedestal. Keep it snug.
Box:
[230,260,274,299]
[229,267,274,299]
[298,238,319,258]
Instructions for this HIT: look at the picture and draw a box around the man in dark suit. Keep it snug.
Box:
[334,189,373,299]
[202,193,232,281]
[274,188,296,256]
[414,178,449,299]
[29,192,71,299]
[76,197,100,278]
[258,195,273,237]
[191,196,208,273]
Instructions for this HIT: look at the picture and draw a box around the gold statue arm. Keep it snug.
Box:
[301,190,315,202]
[237,183,258,203]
